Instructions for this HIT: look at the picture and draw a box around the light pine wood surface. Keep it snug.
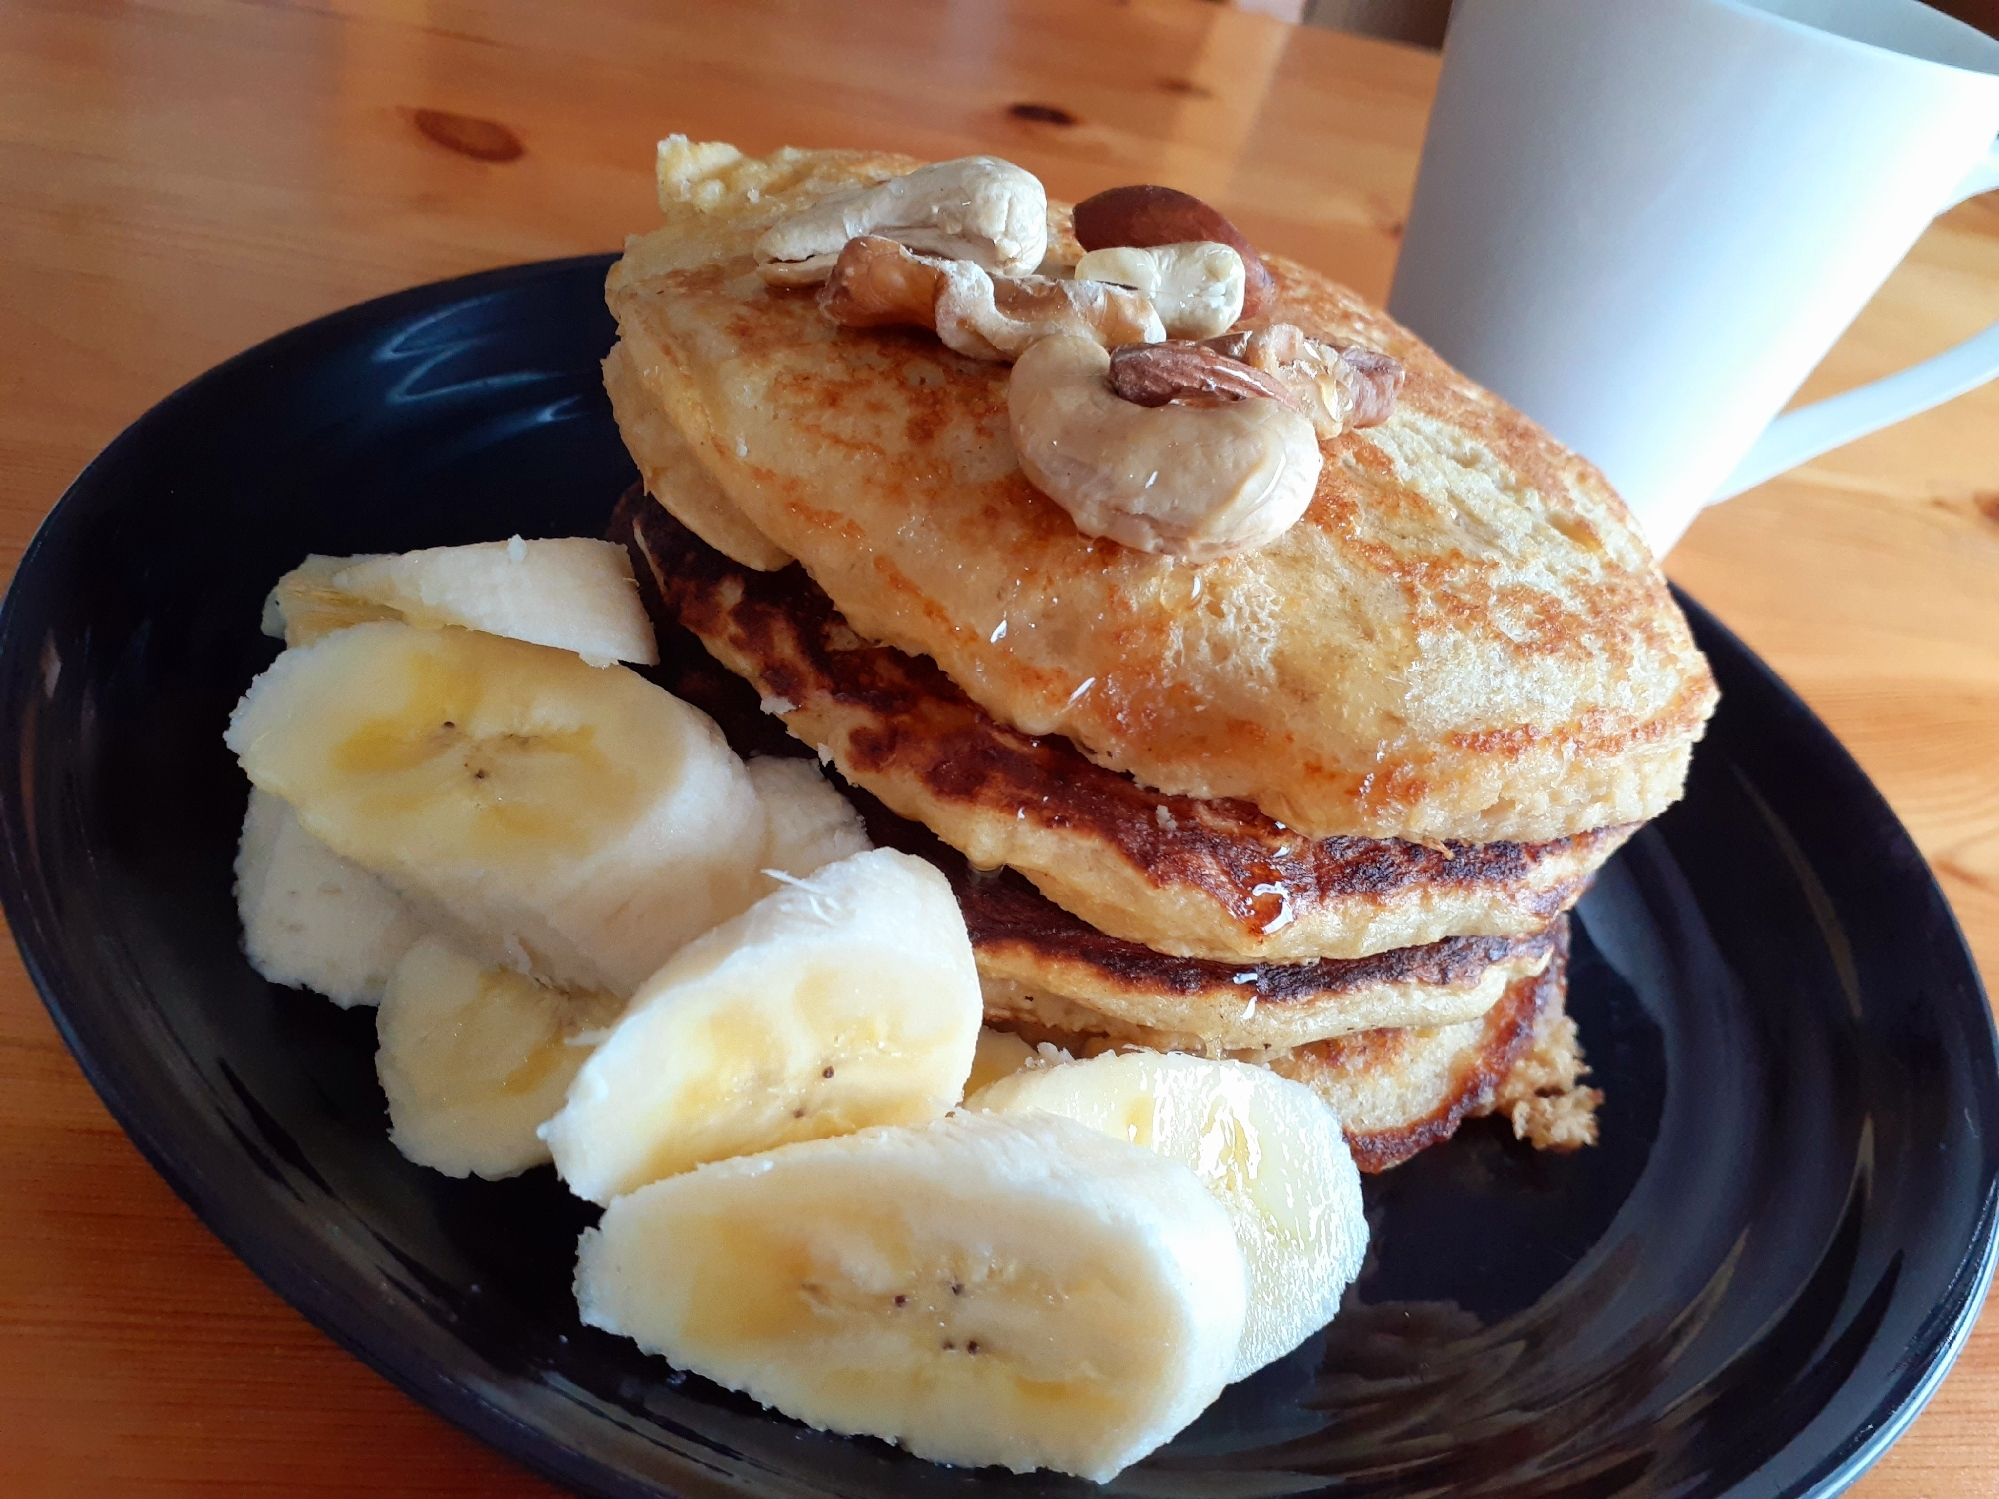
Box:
[2,1,1994,1493]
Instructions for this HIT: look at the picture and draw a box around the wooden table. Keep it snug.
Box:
[2,0,1994,1492]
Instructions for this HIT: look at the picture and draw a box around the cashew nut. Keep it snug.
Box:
[1073,184,1278,319]
[819,235,1163,361]
[1074,242,1245,338]
[1008,335,1323,560]
[755,156,1048,287]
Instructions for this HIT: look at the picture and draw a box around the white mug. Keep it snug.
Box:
[1386,0,1999,554]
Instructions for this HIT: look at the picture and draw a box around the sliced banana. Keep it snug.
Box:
[965,1027,1038,1096]
[265,537,657,667]
[745,755,869,890]
[226,621,766,996]
[542,848,980,1205]
[575,1111,1247,1481]
[376,936,624,1180]
[963,1027,1075,1096]
[234,786,426,1007]
[261,553,395,644]
[971,1050,1367,1381]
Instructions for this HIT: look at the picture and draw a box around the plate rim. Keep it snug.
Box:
[0,255,1993,1499]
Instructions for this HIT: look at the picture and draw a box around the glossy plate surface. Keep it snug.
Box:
[1,257,1995,1499]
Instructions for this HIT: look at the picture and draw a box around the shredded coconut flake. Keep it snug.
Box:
[760,695,798,715]
[1066,676,1096,706]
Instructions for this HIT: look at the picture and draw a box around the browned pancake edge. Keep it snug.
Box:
[996,918,1587,1173]
[620,485,1630,964]
[615,485,1555,1048]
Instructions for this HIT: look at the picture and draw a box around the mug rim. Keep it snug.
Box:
[1716,0,1999,82]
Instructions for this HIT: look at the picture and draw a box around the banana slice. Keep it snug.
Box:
[963,1027,1075,1096]
[542,848,980,1205]
[377,936,624,1179]
[226,621,766,995]
[971,1051,1367,1381]
[265,537,658,667]
[575,1111,1247,1481]
[261,554,396,644]
[965,1027,1037,1095]
[234,786,427,1007]
[745,755,870,889]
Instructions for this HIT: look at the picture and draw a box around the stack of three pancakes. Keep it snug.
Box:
[598,141,1718,1169]
[614,484,1612,1170]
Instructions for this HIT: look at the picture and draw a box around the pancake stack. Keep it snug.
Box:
[601,140,1718,1170]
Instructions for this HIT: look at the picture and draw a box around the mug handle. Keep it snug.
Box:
[1711,140,1999,503]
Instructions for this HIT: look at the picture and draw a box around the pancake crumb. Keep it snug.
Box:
[1485,1009,1601,1150]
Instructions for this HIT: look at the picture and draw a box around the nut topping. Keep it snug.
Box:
[1331,348,1406,429]
[755,156,1048,287]
[819,235,1162,362]
[1106,342,1296,409]
[1008,334,1322,561]
[1074,242,1245,339]
[1198,325,1404,435]
[1073,184,1277,320]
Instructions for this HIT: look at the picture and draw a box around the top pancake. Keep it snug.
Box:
[607,139,1718,845]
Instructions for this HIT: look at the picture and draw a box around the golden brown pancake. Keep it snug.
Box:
[1269,920,1581,1170]
[603,339,793,572]
[997,918,1591,1173]
[872,809,1553,1051]
[613,486,1549,1049]
[623,485,1631,964]
[606,138,1718,846]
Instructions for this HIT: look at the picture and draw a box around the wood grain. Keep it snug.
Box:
[1,1,1992,1494]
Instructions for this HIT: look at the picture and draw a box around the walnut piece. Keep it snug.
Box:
[818,235,1163,362]
[755,156,1048,287]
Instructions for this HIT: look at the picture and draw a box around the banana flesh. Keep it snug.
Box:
[964,1027,1037,1095]
[542,848,982,1205]
[972,1050,1367,1380]
[265,537,658,667]
[744,755,870,890]
[226,621,767,995]
[229,540,1346,1468]
[234,786,426,1007]
[377,936,624,1179]
[260,553,396,641]
[574,1111,1247,1481]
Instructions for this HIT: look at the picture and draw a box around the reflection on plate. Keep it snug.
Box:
[1,257,1993,1499]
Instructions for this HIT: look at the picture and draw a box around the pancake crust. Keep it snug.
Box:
[604,340,793,571]
[999,918,1584,1172]
[1269,921,1572,1170]
[874,808,1553,1051]
[623,484,1630,963]
[614,487,1541,1048]
[606,139,1718,845]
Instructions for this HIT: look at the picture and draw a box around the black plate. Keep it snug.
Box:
[2,257,1995,1499]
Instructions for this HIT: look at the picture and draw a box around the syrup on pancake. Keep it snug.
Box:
[620,482,1631,965]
